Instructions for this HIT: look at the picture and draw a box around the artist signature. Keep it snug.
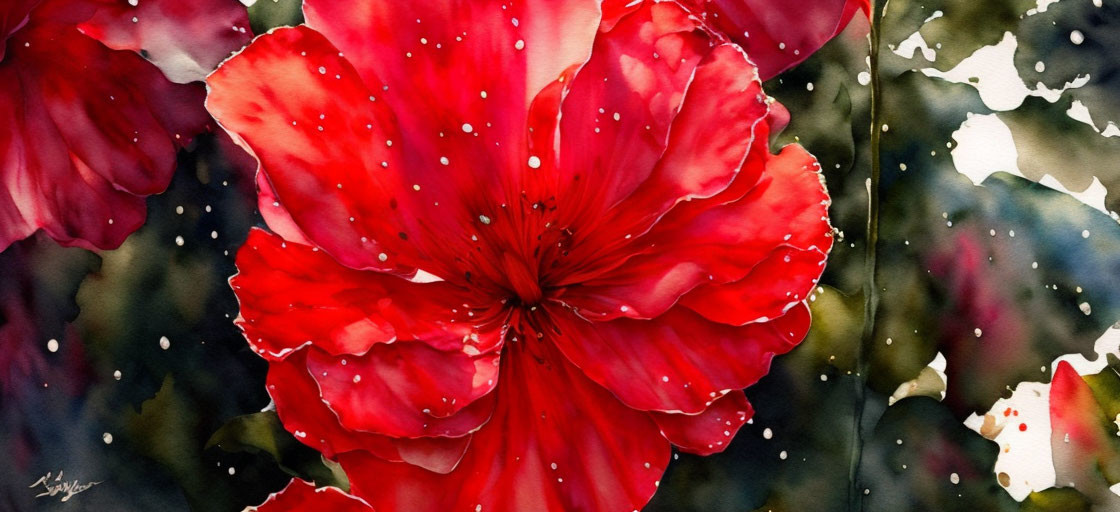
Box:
[29,471,101,502]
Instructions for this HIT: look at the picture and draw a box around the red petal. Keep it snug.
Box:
[255,170,315,248]
[552,2,709,234]
[1050,361,1104,451]
[306,343,499,438]
[303,0,599,123]
[248,479,372,512]
[233,229,500,360]
[679,246,827,325]
[559,143,831,323]
[548,303,809,413]
[650,390,754,455]
[206,26,424,273]
[702,0,866,80]
[338,341,669,512]
[0,0,36,62]
[1,14,209,251]
[1049,361,1113,491]
[267,350,471,473]
[602,0,868,79]
[78,0,251,83]
[297,0,601,286]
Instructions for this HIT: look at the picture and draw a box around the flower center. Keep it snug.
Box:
[500,251,543,305]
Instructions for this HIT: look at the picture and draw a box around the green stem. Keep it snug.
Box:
[849,1,884,510]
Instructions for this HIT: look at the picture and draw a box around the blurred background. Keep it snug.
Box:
[2,0,1119,510]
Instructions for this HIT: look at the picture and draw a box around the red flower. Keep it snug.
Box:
[0,0,250,252]
[212,1,832,510]
[605,0,871,80]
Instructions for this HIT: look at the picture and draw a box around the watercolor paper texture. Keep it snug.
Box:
[1,0,1118,511]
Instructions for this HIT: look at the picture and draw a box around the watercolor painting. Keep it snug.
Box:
[2,0,1119,510]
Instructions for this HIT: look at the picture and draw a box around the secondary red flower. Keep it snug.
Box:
[605,0,870,80]
[0,0,250,252]
[212,1,832,510]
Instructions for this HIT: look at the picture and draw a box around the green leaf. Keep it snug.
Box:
[1021,488,1092,512]
[206,411,349,491]
[248,0,305,34]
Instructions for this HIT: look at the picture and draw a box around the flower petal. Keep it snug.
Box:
[306,343,499,438]
[554,40,770,283]
[0,0,37,62]
[698,0,867,80]
[78,0,251,83]
[233,229,500,360]
[267,350,471,473]
[303,0,599,122]
[206,26,420,273]
[1,15,209,251]
[247,479,372,512]
[679,246,828,325]
[650,390,754,455]
[559,143,832,324]
[338,341,669,512]
[548,303,809,413]
[600,0,869,81]
[298,0,601,286]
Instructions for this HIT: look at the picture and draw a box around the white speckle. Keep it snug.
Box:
[318,66,326,74]
[858,71,871,86]
[440,156,450,165]
[175,236,185,246]
[763,428,773,439]
[779,450,788,460]
[1035,61,1045,73]
[159,336,171,350]
[1082,230,1090,238]
[47,339,59,353]
[103,433,113,444]
[480,90,488,99]
[228,467,236,476]
[210,231,219,240]
[114,370,122,380]
[661,375,669,382]
[378,253,388,262]
[950,472,960,484]
[462,123,473,133]
[175,205,184,215]
[479,215,491,225]
[353,375,361,383]
[514,39,525,50]
[1070,30,1085,45]
[527,156,541,169]
[1080,302,1092,315]
[974,328,983,338]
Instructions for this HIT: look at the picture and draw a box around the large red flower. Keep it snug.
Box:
[0,0,250,252]
[211,1,832,510]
